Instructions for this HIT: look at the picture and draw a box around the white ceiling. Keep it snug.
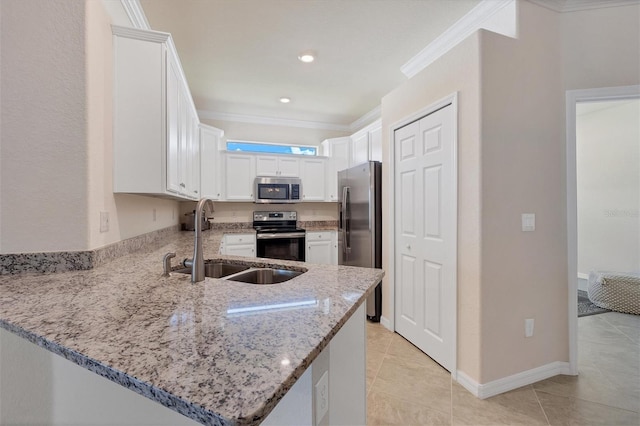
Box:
[529,0,639,12]
[139,0,479,127]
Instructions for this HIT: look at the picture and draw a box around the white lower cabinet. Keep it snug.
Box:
[306,231,337,265]
[220,233,256,257]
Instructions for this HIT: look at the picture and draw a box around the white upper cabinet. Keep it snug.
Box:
[350,119,382,166]
[223,152,256,201]
[321,137,351,201]
[256,155,300,177]
[351,129,369,166]
[368,122,382,162]
[322,137,351,173]
[219,151,328,202]
[299,157,327,201]
[112,26,200,200]
[199,124,224,200]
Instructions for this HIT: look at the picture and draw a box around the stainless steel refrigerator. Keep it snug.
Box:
[338,161,382,322]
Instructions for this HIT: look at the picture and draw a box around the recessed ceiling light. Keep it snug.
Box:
[279,97,291,104]
[298,51,316,63]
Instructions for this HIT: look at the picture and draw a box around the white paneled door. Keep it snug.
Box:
[394,104,456,372]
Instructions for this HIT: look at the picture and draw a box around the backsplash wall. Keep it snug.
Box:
[179,201,339,224]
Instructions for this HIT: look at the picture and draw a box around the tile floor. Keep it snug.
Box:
[366,311,639,425]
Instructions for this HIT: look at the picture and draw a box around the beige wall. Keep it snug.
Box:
[1,0,89,253]
[562,3,640,91]
[381,33,482,380]
[381,0,640,386]
[0,0,180,254]
[479,2,566,382]
[201,119,350,147]
[86,0,179,247]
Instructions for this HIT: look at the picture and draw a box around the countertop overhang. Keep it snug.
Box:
[0,230,384,425]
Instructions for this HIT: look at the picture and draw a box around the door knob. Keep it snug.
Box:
[406,244,411,250]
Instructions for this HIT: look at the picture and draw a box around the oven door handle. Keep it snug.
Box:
[256,232,306,240]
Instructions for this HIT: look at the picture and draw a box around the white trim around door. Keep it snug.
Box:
[565,84,640,375]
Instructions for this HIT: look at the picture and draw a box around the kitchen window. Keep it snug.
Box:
[226,141,316,156]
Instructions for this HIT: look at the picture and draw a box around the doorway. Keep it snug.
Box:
[565,85,640,373]
[392,94,457,373]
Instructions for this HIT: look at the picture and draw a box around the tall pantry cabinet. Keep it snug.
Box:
[112,26,200,200]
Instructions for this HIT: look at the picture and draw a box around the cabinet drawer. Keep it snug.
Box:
[306,231,333,241]
[224,233,255,245]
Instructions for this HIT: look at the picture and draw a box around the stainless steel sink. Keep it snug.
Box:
[174,261,250,279]
[225,268,303,285]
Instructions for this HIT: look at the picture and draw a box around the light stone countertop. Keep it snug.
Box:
[0,229,384,425]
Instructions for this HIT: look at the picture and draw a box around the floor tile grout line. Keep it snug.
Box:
[600,314,639,343]
[367,352,386,398]
[532,387,552,426]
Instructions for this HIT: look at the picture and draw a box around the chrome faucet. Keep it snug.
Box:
[186,198,215,282]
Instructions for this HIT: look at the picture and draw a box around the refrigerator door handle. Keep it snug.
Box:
[343,186,351,253]
[341,186,348,255]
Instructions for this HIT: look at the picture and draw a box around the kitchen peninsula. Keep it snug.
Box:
[0,229,383,425]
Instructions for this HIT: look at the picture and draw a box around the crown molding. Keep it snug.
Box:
[527,0,640,12]
[401,0,515,79]
[198,111,351,132]
[120,0,150,29]
[349,106,381,132]
[111,25,169,43]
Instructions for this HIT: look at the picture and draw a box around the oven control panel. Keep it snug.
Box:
[253,211,297,222]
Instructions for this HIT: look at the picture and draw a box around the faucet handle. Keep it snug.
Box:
[162,252,177,276]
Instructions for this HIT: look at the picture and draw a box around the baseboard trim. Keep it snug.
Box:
[379,315,392,331]
[456,361,573,399]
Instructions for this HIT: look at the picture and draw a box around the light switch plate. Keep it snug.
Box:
[100,211,109,233]
[522,213,535,231]
[525,318,535,337]
[315,371,329,424]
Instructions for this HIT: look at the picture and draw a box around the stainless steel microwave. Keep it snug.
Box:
[254,177,302,203]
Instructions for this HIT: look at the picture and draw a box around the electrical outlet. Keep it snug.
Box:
[522,213,535,231]
[100,211,109,233]
[525,318,535,337]
[315,371,329,424]
[153,208,157,222]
